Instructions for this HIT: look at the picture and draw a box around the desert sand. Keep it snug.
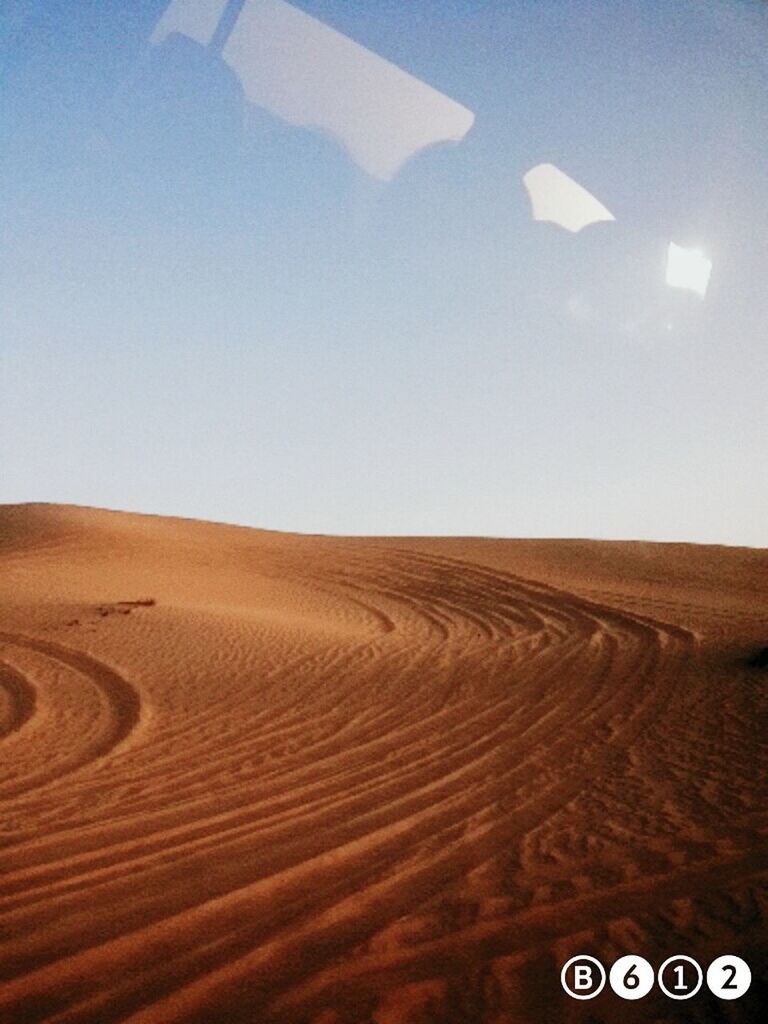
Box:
[0,503,765,1023]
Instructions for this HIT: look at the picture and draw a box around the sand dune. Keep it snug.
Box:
[0,504,765,1023]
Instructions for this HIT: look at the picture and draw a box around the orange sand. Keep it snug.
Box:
[0,504,766,1023]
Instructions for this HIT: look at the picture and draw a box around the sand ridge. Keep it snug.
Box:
[0,504,766,1022]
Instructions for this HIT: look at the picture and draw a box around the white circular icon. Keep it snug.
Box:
[658,955,703,1000]
[706,955,751,1000]
[609,955,655,1000]
[560,955,606,1000]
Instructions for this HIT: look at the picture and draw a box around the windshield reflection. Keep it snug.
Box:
[151,0,475,181]
[522,163,615,233]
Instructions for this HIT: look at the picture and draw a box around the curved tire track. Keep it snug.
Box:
[0,632,142,799]
[0,662,36,739]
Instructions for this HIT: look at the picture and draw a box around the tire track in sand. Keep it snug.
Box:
[0,633,142,799]
[0,662,36,739]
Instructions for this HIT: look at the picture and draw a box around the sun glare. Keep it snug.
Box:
[665,242,712,297]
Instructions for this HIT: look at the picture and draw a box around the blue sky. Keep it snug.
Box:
[2,0,767,543]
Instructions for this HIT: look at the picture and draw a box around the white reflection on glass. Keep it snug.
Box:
[522,163,615,233]
[665,242,712,297]
[151,0,475,181]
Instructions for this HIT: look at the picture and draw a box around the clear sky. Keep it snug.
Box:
[2,0,767,544]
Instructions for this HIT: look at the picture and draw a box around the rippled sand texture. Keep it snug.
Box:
[1,505,766,1023]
